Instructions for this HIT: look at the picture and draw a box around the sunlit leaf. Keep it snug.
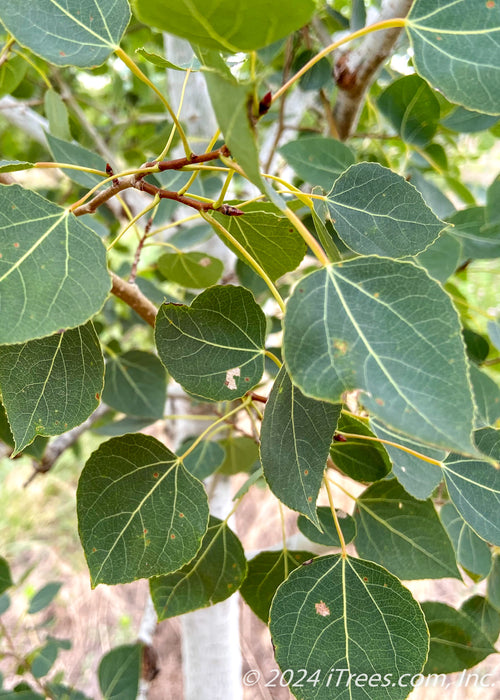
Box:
[0,185,110,345]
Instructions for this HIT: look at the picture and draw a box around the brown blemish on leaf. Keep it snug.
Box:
[170,534,176,539]
[153,472,159,479]
[315,601,330,616]
[333,339,348,355]
[199,257,211,267]
[13,242,19,248]
[179,512,184,518]
[375,398,384,406]
[225,366,241,390]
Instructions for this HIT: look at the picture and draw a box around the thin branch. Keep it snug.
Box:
[333,0,413,140]
[110,272,158,327]
[152,145,230,172]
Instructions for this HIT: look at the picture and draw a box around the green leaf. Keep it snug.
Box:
[487,554,500,610]
[150,516,247,620]
[297,507,356,547]
[179,438,226,480]
[442,453,500,545]
[195,48,265,194]
[217,436,259,476]
[155,285,266,402]
[0,0,131,68]
[283,258,476,454]
[0,55,27,98]
[157,251,223,289]
[211,203,306,281]
[98,644,142,700]
[440,502,492,580]
[354,480,460,580]
[330,413,391,483]
[422,602,495,674]
[45,684,92,700]
[463,329,490,365]
[270,555,429,700]
[442,106,500,133]
[448,206,500,260]
[0,593,10,615]
[47,134,106,188]
[0,185,111,345]
[460,595,500,644]
[378,74,440,146]
[136,48,200,71]
[260,365,341,524]
[474,426,500,461]
[28,582,62,614]
[0,160,34,173]
[0,323,104,455]
[325,163,445,257]
[370,419,444,499]
[470,364,500,427]
[0,400,48,459]
[488,320,500,350]
[30,638,69,679]
[44,90,71,141]
[102,350,167,419]
[414,231,462,283]
[77,433,209,586]
[132,0,316,52]
[406,0,500,114]
[0,557,13,595]
[279,137,355,190]
[240,550,314,623]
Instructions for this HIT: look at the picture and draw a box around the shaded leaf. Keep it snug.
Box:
[0,160,34,173]
[414,231,461,283]
[0,185,110,345]
[44,90,71,141]
[460,595,500,644]
[47,134,107,188]
[448,206,500,260]
[211,203,306,281]
[0,557,13,595]
[240,550,314,623]
[0,0,131,68]
[442,453,500,545]
[407,0,500,114]
[487,554,500,611]
[98,644,142,700]
[297,507,356,547]
[283,258,476,454]
[217,436,259,476]
[132,0,316,53]
[422,602,495,674]
[157,251,223,289]
[354,480,460,580]
[30,638,69,679]
[102,350,167,419]
[45,685,92,700]
[470,364,500,427]
[330,413,391,483]
[270,555,429,700]
[179,438,226,480]
[370,419,444,500]
[279,137,355,190]
[325,163,445,257]
[260,365,341,524]
[136,48,200,71]
[443,106,500,133]
[378,74,440,145]
[440,502,492,580]
[28,582,62,614]
[155,285,266,401]
[0,55,27,98]
[77,433,209,586]
[463,329,490,365]
[0,323,104,455]
[150,516,246,620]
[474,426,500,461]
[0,400,48,459]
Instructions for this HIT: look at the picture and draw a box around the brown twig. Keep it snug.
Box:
[152,145,230,172]
[110,272,157,327]
[71,176,136,216]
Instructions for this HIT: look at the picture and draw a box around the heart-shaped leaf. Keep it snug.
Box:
[461,595,500,644]
[132,0,316,53]
[0,323,104,455]
[77,433,209,586]
[440,502,492,581]
[325,163,445,257]
[155,285,266,401]
[406,0,500,115]
[102,350,167,419]
[0,185,110,345]
[0,0,131,68]
[283,258,476,454]
[378,74,440,146]
[157,251,223,289]
[270,555,429,700]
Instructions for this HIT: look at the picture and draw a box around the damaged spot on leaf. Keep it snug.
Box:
[315,601,330,616]
[225,367,241,390]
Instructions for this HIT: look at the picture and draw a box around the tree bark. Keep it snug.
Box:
[333,0,413,140]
